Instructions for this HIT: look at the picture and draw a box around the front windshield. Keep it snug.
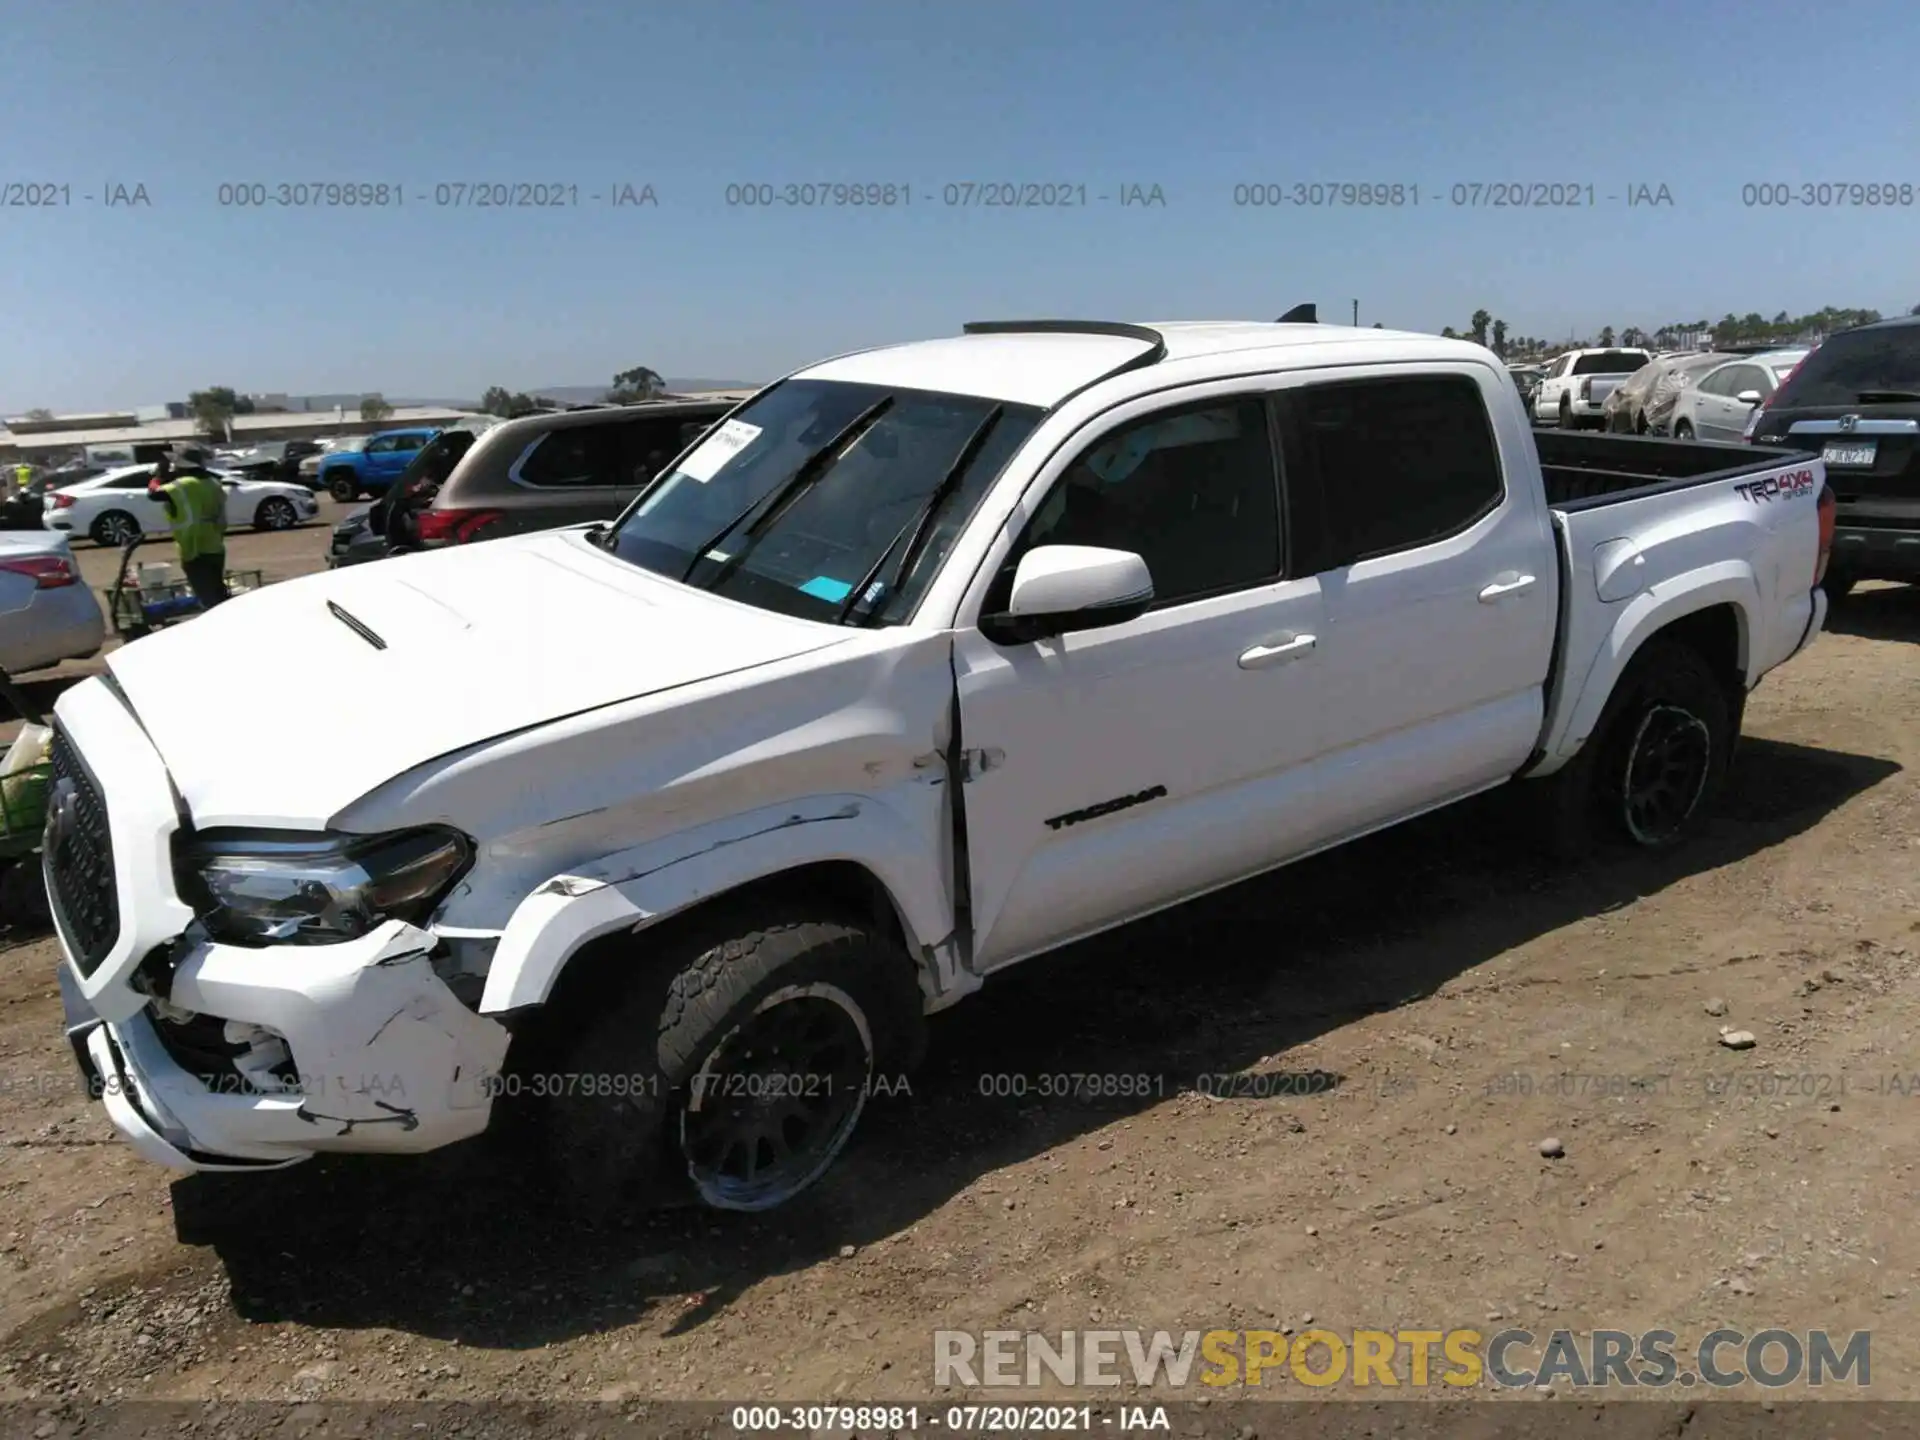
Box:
[606,379,1041,625]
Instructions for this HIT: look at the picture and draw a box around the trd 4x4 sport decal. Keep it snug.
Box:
[1734,468,1818,503]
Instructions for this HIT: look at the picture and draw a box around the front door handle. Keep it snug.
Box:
[1239,634,1316,668]
[1479,575,1537,603]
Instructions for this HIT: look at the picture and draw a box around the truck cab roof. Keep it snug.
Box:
[795,320,1495,410]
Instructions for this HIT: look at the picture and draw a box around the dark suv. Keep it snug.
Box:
[1747,317,1920,597]
[411,398,735,549]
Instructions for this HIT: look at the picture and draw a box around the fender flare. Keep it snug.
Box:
[476,793,965,1015]
[1550,562,1755,768]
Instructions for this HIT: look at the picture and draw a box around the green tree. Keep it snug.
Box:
[1371,321,1383,328]
[188,386,250,437]
[23,407,54,422]
[1469,309,1491,347]
[1598,325,1616,346]
[1440,325,1458,338]
[480,385,518,417]
[606,365,665,403]
[1490,319,1508,356]
[360,394,394,424]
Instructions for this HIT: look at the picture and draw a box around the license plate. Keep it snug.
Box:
[1822,441,1877,468]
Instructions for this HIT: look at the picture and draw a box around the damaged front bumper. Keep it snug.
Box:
[61,920,510,1172]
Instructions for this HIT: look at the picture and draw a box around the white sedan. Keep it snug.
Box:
[1669,349,1810,443]
[44,465,319,548]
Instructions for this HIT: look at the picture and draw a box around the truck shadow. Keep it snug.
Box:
[1823,583,1920,642]
[173,734,1897,1350]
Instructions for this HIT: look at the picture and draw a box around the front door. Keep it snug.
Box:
[953,390,1329,972]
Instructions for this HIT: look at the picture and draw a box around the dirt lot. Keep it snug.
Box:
[0,578,1917,1414]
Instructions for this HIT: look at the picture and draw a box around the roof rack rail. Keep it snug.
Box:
[961,319,1168,412]
[1275,303,1317,323]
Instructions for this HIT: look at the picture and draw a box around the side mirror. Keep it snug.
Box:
[979,545,1153,645]
[1735,390,1763,406]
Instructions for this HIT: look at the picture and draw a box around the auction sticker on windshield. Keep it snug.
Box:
[678,419,762,482]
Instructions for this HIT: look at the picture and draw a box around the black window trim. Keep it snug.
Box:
[1273,371,1508,570]
[981,389,1292,622]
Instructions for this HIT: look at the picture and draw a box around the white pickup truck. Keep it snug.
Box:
[1535,347,1655,430]
[49,318,1833,1213]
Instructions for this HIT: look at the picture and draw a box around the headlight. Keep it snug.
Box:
[173,826,472,945]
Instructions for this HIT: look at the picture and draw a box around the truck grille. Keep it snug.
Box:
[44,726,119,975]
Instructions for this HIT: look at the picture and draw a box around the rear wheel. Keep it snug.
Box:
[90,511,141,547]
[1558,398,1579,430]
[1542,638,1733,858]
[1673,419,1694,440]
[533,905,924,1216]
[254,496,298,531]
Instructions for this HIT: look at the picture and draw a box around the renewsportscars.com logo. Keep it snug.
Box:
[933,1327,1870,1391]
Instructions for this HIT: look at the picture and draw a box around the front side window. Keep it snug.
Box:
[1291,375,1504,565]
[1006,396,1281,609]
[364,436,398,455]
[607,379,1041,624]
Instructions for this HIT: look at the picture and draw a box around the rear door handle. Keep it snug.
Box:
[1479,575,1537,603]
[1239,634,1316,668]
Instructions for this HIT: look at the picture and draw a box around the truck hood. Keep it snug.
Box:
[104,531,852,828]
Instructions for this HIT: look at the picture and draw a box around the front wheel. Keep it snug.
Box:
[327,474,359,503]
[255,496,298,531]
[537,907,924,1216]
[1541,638,1733,858]
[90,511,141,547]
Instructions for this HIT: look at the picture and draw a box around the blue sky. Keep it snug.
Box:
[5,0,1917,409]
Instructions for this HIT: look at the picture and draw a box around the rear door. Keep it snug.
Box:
[1274,367,1558,837]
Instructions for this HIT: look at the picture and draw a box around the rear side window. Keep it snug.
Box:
[514,423,631,487]
[1572,351,1650,375]
[1291,376,1504,565]
[1769,328,1920,407]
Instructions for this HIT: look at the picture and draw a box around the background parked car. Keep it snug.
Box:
[1604,352,1730,434]
[316,427,439,501]
[1670,349,1808,442]
[44,463,320,547]
[411,399,732,550]
[1507,364,1546,417]
[0,530,104,673]
[1533,347,1654,429]
[1745,315,1920,597]
[219,439,328,488]
[327,416,505,568]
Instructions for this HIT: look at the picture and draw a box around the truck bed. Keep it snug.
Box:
[1536,431,1812,510]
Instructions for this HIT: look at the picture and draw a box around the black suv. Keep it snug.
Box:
[1747,317,1920,597]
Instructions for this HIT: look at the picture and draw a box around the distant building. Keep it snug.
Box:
[0,405,481,460]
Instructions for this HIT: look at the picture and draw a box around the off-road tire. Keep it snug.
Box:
[530,906,924,1219]
[1541,638,1734,860]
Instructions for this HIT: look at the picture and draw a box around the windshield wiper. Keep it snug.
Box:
[835,405,1003,625]
[679,397,895,586]
[1857,390,1920,403]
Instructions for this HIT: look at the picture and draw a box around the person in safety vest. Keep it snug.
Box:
[10,463,30,497]
[146,454,230,609]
